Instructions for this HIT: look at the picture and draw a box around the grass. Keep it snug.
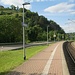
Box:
[0,45,47,75]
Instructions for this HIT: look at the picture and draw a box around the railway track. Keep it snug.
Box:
[63,41,75,75]
[66,41,75,63]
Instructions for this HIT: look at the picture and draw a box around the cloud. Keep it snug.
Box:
[0,0,56,9]
[0,0,55,9]
[44,2,75,14]
[61,20,75,33]
[0,0,31,9]
[69,0,75,2]
[15,0,55,3]
[30,0,55,2]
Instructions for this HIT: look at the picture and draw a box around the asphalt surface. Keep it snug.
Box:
[0,42,50,51]
[0,44,23,51]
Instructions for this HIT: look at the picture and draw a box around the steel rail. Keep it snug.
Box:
[65,41,75,63]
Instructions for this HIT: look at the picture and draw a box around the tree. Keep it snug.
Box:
[10,5,16,10]
[28,25,42,41]
[16,6,19,11]
[19,8,27,12]
[38,16,49,31]
[0,6,65,43]
[0,15,22,43]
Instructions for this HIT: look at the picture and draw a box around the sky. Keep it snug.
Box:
[0,0,75,33]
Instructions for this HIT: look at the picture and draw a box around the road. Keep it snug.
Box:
[0,44,23,51]
[0,42,48,51]
[7,41,70,75]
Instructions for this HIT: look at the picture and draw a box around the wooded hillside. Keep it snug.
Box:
[0,5,65,43]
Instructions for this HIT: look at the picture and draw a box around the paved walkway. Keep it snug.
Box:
[7,41,69,75]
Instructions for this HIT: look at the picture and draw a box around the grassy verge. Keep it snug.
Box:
[0,45,47,75]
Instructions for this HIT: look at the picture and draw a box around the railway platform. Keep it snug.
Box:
[7,41,74,75]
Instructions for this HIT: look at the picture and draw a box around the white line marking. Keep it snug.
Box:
[41,44,59,75]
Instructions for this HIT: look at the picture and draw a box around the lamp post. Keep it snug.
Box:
[22,2,30,60]
[47,25,49,45]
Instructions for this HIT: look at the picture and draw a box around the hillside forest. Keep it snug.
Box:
[0,5,65,43]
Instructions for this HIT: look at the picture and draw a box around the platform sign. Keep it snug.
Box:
[22,22,27,27]
[53,34,56,37]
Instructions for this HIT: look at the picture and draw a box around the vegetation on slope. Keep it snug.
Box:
[0,5,65,43]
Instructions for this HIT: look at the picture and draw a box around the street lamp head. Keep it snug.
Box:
[22,2,30,5]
